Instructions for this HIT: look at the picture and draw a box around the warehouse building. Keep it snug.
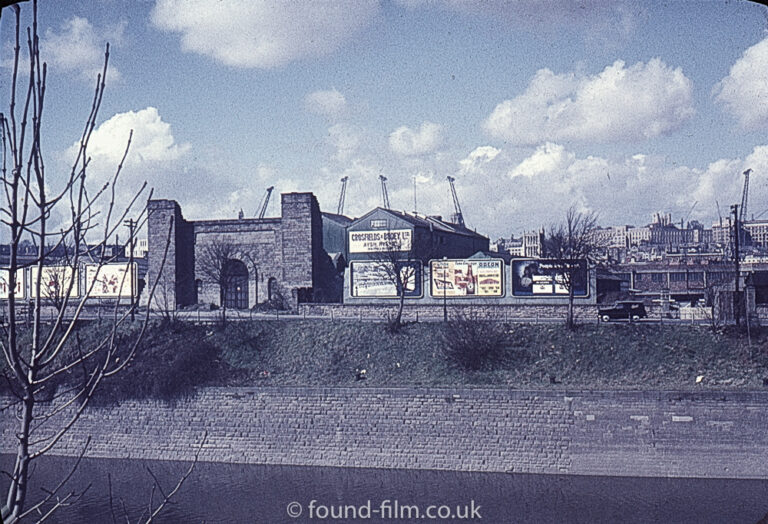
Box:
[346,208,489,264]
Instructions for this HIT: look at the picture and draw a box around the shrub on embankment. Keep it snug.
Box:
[2,319,767,402]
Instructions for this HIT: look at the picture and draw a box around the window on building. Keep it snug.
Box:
[688,272,704,281]
[650,272,665,283]
[669,273,686,282]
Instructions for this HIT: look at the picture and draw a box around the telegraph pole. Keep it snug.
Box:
[731,205,740,327]
[124,218,136,321]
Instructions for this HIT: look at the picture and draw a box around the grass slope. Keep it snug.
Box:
[213,320,766,390]
[3,320,766,403]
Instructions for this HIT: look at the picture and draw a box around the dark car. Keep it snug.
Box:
[598,301,647,322]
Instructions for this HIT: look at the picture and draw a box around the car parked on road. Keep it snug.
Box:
[598,301,647,322]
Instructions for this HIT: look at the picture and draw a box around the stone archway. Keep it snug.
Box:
[223,259,248,310]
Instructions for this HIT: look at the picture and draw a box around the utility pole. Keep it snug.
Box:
[731,204,740,327]
[124,218,136,321]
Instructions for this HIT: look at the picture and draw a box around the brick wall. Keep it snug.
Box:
[2,388,767,479]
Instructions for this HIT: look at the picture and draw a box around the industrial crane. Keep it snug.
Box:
[256,186,274,219]
[682,201,697,227]
[379,175,390,209]
[337,176,348,215]
[446,176,465,227]
[740,168,751,224]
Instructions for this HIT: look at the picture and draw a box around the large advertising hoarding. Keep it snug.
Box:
[511,259,588,296]
[30,266,79,299]
[350,260,422,298]
[0,269,25,299]
[429,259,504,297]
[85,263,136,298]
[349,229,412,253]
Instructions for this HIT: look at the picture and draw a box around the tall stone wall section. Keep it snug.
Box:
[2,388,767,479]
[145,200,194,309]
[279,193,322,304]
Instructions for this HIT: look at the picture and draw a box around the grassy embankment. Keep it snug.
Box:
[3,320,766,403]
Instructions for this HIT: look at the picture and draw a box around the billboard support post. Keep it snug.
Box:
[442,256,447,322]
[124,218,136,322]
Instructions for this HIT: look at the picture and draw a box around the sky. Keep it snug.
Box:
[3,0,768,240]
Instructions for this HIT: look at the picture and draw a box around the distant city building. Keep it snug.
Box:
[125,238,149,258]
[743,220,768,247]
[628,226,651,246]
[492,231,542,258]
[522,230,543,258]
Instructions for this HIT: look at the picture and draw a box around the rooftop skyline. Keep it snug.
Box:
[3,0,768,238]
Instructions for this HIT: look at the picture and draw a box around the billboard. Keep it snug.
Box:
[429,259,504,297]
[0,269,25,299]
[349,229,412,253]
[511,259,588,296]
[350,260,422,298]
[30,266,79,299]
[85,263,136,298]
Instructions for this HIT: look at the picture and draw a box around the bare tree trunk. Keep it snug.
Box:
[0,3,172,521]
[7,392,33,521]
[394,289,405,330]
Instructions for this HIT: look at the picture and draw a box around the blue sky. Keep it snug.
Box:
[4,0,768,238]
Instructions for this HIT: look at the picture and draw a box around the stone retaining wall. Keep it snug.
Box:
[2,388,766,479]
[298,303,670,321]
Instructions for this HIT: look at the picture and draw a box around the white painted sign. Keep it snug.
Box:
[349,229,412,253]
[0,269,25,299]
[85,263,136,298]
[350,261,422,298]
[30,266,79,299]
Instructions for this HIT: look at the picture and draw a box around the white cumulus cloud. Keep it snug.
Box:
[151,0,379,68]
[459,146,501,174]
[715,37,768,131]
[484,58,694,145]
[43,16,123,82]
[389,122,444,156]
[509,142,574,178]
[305,89,347,119]
[64,107,190,226]
[75,107,189,167]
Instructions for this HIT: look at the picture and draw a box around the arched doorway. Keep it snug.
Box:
[223,259,248,310]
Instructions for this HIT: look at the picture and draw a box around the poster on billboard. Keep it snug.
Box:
[511,259,588,296]
[429,259,504,297]
[349,229,412,253]
[85,263,136,298]
[30,266,79,299]
[350,260,422,298]
[0,269,25,299]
